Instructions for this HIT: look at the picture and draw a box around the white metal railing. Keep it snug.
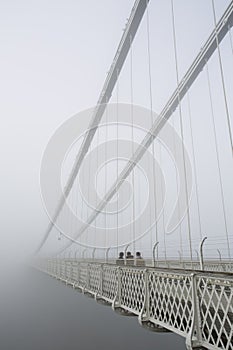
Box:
[47,257,233,273]
[36,259,233,350]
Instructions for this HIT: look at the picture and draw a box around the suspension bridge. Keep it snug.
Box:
[35,1,233,349]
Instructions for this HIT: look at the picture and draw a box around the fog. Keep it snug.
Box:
[1,0,232,260]
[0,1,232,349]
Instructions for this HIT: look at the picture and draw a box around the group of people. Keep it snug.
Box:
[118,251,143,259]
[116,251,145,266]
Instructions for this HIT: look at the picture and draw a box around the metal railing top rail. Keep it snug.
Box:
[40,258,233,279]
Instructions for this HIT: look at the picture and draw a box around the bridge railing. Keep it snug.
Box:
[46,257,233,273]
[197,274,232,350]
[36,259,233,350]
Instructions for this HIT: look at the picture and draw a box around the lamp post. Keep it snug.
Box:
[75,250,79,260]
[199,236,207,271]
[195,249,199,261]
[105,247,111,263]
[92,248,96,261]
[124,244,130,265]
[82,248,87,260]
[217,249,222,262]
[152,242,159,267]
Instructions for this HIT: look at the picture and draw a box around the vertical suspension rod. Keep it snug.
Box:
[57,0,233,254]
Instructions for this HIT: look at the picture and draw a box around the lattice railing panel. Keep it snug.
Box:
[70,262,79,283]
[51,259,56,276]
[60,261,66,280]
[89,264,101,293]
[102,265,118,301]
[64,260,71,281]
[56,260,61,278]
[204,263,233,274]
[224,264,233,273]
[120,268,145,314]
[197,275,233,350]
[79,263,88,287]
[147,271,193,335]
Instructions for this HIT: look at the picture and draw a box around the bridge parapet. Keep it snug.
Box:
[35,259,233,350]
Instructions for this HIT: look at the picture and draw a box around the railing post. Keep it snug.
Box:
[54,258,57,276]
[53,257,55,276]
[56,257,59,278]
[186,274,203,349]
[55,257,57,277]
[67,259,71,283]
[64,258,67,281]
[97,264,103,299]
[57,258,60,279]
[112,267,121,310]
[76,261,80,287]
[124,244,130,265]
[138,268,149,325]
[84,263,90,293]
[69,258,73,284]
[60,258,63,279]
[68,251,72,280]
[51,258,54,276]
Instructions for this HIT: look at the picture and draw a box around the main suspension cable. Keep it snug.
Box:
[212,0,233,158]
[229,24,233,55]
